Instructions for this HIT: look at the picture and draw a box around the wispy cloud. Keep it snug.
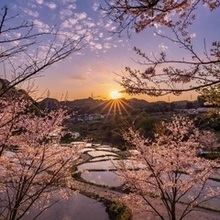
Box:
[92,2,99,11]
[33,19,50,32]
[158,43,168,51]
[69,75,87,81]
[8,0,126,57]
[60,0,77,4]
[36,0,43,4]
[59,9,73,20]
[23,8,39,18]
[45,2,57,9]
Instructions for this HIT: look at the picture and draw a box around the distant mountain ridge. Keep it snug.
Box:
[38,98,61,110]
[0,78,204,114]
[38,97,202,114]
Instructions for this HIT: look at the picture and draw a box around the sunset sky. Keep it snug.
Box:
[3,0,220,102]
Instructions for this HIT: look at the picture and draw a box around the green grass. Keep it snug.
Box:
[214,130,220,139]
[104,200,132,220]
[203,152,220,160]
[72,185,132,220]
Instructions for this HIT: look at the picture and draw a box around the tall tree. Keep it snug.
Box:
[102,3,220,218]
[0,96,83,220]
[116,116,220,220]
[0,5,85,219]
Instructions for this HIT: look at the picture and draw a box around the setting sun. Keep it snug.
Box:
[110,91,122,100]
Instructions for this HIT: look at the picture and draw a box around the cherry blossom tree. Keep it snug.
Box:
[102,0,220,96]
[116,115,220,220]
[117,37,220,96]
[0,95,83,220]
[0,5,86,218]
[199,130,219,152]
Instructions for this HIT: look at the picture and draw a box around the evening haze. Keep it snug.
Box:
[3,0,220,102]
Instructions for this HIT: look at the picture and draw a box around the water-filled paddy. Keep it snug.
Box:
[90,155,118,162]
[81,171,124,187]
[22,192,109,220]
[87,150,118,157]
[77,160,116,170]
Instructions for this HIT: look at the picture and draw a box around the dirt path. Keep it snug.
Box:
[72,180,220,220]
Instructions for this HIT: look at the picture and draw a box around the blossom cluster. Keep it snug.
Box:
[0,96,81,220]
[117,115,220,219]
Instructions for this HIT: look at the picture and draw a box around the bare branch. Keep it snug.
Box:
[0,6,86,97]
